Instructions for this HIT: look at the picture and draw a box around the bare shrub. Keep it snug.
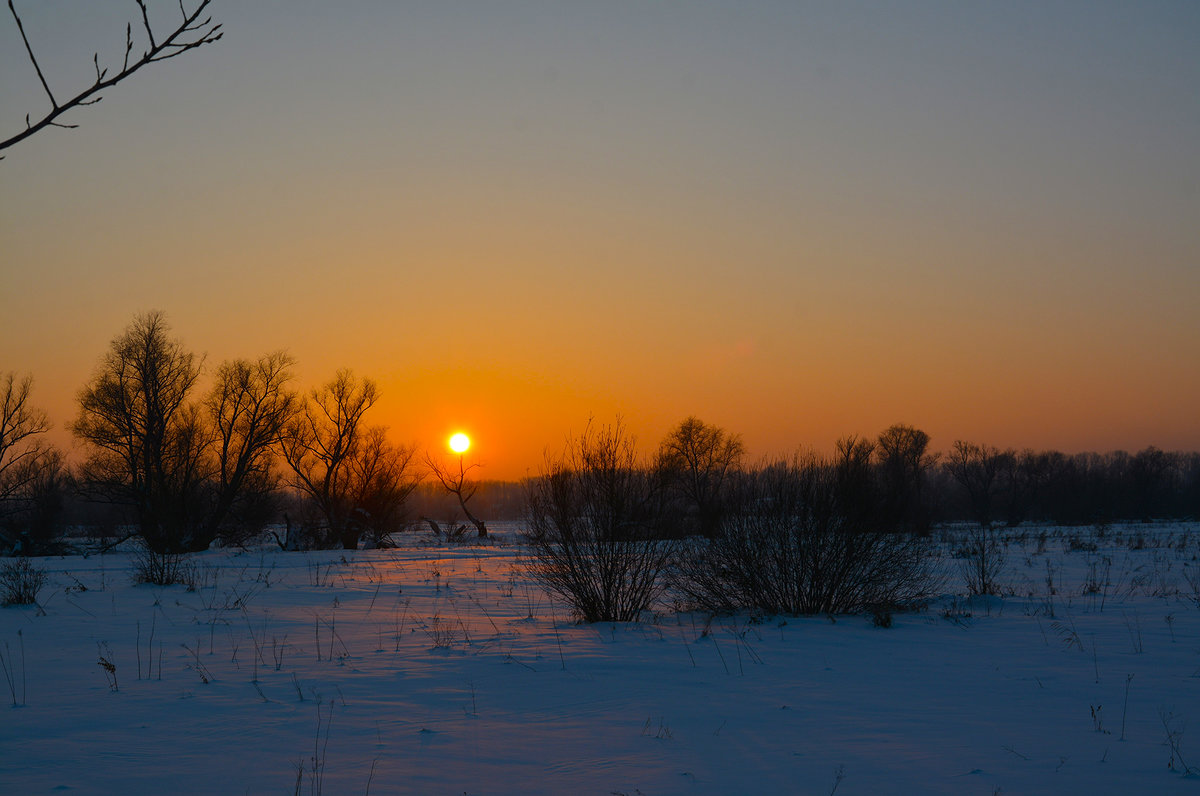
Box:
[960,527,1006,596]
[523,420,674,623]
[132,546,193,587]
[673,455,936,616]
[0,558,47,605]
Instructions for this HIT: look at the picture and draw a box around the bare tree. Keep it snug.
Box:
[279,370,380,550]
[424,450,488,538]
[875,423,938,532]
[201,352,298,546]
[0,373,65,552]
[945,441,1015,530]
[0,372,51,509]
[351,427,420,547]
[72,311,211,553]
[524,420,673,622]
[1129,446,1176,522]
[945,442,1014,595]
[2,0,222,154]
[998,448,1039,526]
[656,416,744,537]
[833,434,877,531]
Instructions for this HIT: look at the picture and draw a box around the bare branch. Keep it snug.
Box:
[136,0,157,50]
[1,0,223,154]
[8,0,58,108]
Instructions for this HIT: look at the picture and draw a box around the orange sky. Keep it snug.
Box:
[3,2,1199,481]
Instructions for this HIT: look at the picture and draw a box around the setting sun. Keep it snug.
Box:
[449,432,471,454]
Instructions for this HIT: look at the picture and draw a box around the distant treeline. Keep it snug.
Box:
[383,427,1200,532]
[932,445,1200,527]
[2,311,1198,557]
[414,435,1200,530]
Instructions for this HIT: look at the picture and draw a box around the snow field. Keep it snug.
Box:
[2,523,1200,794]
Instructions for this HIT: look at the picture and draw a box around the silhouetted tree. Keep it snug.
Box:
[425,450,488,538]
[996,449,1036,526]
[0,372,51,511]
[17,448,69,553]
[408,480,526,525]
[72,312,210,553]
[351,427,420,546]
[72,313,300,552]
[833,434,877,531]
[945,441,1012,595]
[202,352,298,546]
[656,416,744,537]
[2,0,222,154]
[875,423,938,532]
[945,441,1014,529]
[280,370,380,549]
[1129,446,1175,522]
[0,373,65,553]
[1057,452,1114,525]
[1180,453,1200,519]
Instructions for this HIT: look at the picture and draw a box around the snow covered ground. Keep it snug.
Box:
[3,523,1200,794]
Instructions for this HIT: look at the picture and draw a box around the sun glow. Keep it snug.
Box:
[449,432,471,454]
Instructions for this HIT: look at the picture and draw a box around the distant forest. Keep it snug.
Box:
[2,312,1198,556]
[410,440,1200,530]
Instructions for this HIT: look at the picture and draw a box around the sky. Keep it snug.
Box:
[2,1,1199,480]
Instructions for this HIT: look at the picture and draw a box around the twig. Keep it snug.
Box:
[0,641,18,706]
[19,631,25,706]
[1120,674,1133,741]
[710,629,730,675]
[1002,745,1029,760]
[9,0,57,108]
[829,764,845,795]
[552,617,566,671]
[364,757,379,796]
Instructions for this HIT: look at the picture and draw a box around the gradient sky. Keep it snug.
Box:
[3,1,1198,480]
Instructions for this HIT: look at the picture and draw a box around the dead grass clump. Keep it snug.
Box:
[1,558,47,606]
[132,547,194,587]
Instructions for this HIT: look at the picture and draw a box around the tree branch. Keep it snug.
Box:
[1,0,222,154]
[8,0,57,108]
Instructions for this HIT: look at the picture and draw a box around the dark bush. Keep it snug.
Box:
[132,546,194,587]
[524,421,675,623]
[1,558,48,606]
[673,455,936,616]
